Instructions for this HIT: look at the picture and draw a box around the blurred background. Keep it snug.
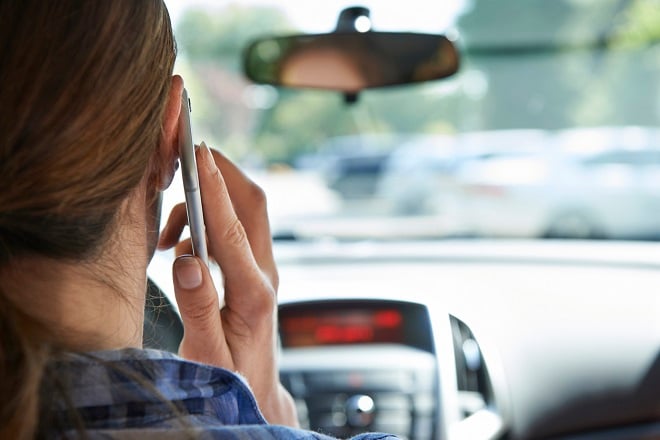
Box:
[163,0,660,241]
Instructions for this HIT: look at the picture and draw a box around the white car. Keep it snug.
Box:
[455,127,660,239]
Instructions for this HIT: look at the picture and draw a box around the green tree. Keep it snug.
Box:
[455,0,660,131]
[177,5,292,68]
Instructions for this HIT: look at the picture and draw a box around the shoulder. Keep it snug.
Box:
[50,348,267,428]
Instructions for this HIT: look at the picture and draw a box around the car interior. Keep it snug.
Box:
[146,1,660,439]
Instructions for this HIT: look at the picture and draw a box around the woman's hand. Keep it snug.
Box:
[158,143,297,427]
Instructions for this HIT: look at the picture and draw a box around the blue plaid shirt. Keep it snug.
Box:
[48,348,398,440]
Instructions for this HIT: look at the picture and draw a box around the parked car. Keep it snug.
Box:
[296,134,398,201]
[376,130,548,218]
[455,127,660,239]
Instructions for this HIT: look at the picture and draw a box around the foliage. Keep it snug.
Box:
[175,1,660,164]
[455,0,660,131]
[177,5,292,67]
[611,0,660,48]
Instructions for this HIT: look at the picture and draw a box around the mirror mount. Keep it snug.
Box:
[343,92,359,105]
[335,6,372,104]
[335,6,371,33]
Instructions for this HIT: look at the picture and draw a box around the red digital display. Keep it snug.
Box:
[281,308,404,348]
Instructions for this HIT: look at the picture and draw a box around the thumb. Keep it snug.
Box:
[173,255,230,365]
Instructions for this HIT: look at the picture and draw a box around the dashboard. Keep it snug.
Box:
[147,240,660,440]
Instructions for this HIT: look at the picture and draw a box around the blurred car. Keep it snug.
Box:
[150,1,660,440]
[456,127,660,239]
[375,130,548,217]
[296,134,399,201]
[375,134,458,216]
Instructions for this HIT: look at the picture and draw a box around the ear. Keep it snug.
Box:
[155,74,185,191]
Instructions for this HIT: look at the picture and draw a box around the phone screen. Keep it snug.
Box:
[179,88,209,265]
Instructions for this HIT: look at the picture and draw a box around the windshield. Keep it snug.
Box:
[164,0,660,241]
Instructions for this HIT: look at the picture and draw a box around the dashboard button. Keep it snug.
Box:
[345,395,376,427]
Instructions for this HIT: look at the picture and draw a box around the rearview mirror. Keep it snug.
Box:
[243,32,460,93]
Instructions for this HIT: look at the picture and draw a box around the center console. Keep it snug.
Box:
[279,300,442,439]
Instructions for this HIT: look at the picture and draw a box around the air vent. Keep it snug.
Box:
[450,316,493,419]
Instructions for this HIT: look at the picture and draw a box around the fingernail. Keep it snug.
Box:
[157,223,171,249]
[156,236,167,250]
[174,256,203,289]
[199,141,215,172]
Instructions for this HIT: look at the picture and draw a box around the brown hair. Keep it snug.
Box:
[0,0,176,437]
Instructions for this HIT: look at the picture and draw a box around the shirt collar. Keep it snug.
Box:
[47,348,266,428]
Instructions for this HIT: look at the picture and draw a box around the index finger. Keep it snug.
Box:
[208,148,277,286]
[196,143,275,305]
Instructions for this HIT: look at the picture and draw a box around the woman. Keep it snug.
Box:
[0,1,395,439]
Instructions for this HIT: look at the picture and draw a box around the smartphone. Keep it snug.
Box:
[179,88,209,266]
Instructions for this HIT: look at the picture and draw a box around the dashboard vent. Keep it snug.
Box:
[450,316,493,418]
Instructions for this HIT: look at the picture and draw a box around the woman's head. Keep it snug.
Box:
[0,1,178,436]
[0,0,176,263]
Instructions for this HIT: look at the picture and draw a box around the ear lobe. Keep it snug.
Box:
[156,75,185,191]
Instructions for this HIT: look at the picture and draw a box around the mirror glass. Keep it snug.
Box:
[244,32,459,93]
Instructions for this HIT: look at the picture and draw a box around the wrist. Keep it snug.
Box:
[261,384,299,427]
